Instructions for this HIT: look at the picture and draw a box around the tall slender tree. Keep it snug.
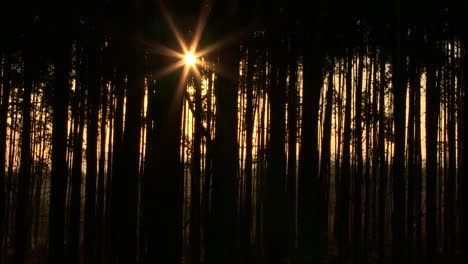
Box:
[48,21,71,263]
[84,29,100,262]
[241,39,255,264]
[286,33,298,257]
[0,51,11,256]
[264,30,288,263]
[14,21,33,263]
[425,25,439,264]
[319,55,334,260]
[339,50,353,264]
[68,45,85,263]
[353,42,365,264]
[392,1,407,262]
[190,77,202,264]
[206,1,240,263]
[298,30,324,263]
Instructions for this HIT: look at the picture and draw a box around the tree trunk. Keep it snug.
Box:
[14,27,33,263]
[241,41,255,264]
[207,44,240,264]
[407,40,416,258]
[353,45,364,264]
[425,26,439,263]
[338,50,352,264]
[392,1,407,262]
[68,45,85,263]
[109,61,125,259]
[264,32,288,263]
[49,35,71,263]
[298,31,324,263]
[190,78,202,264]
[378,49,387,264]
[446,35,456,256]
[287,34,298,257]
[206,2,240,263]
[84,34,100,263]
[319,55,334,260]
[0,51,11,255]
[115,32,144,262]
[462,14,468,262]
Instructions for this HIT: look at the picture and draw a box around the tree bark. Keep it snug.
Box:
[84,32,100,263]
[264,32,288,263]
[49,34,71,263]
[425,26,439,264]
[207,45,240,264]
[14,26,33,263]
[392,1,407,262]
[338,50,352,264]
[0,51,11,256]
[353,45,364,264]
[298,31,324,263]
[319,55,334,261]
[378,49,387,264]
[190,78,202,264]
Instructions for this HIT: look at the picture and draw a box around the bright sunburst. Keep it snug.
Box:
[144,1,241,84]
[184,52,197,66]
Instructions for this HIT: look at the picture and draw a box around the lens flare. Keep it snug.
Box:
[184,52,196,66]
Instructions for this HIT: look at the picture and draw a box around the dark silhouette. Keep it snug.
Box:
[0,0,466,263]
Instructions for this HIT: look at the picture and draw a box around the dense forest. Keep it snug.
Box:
[0,0,467,263]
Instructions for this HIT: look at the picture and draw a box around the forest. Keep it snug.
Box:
[0,0,467,263]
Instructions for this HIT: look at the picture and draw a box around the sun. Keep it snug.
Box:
[184,52,197,66]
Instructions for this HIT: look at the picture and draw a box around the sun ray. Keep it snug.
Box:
[196,30,243,58]
[153,60,186,79]
[169,66,190,117]
[158,1,189,54]
[192,64,203,82]
[191,1,213,52]
[143,39,184,59]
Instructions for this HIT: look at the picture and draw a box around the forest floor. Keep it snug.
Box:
[0,242,465,264]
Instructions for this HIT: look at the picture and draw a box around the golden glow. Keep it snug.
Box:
[184,52,197,66]
[142,1,241,84]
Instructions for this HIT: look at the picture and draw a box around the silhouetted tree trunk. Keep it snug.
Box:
[425,26,439,264]
[49,32,71,263]
[338,50,352,264]
[206,1,240,263]
[414,63,423,256]
[0,51,11,255]
[287,34,298,257]
[202,71,213,254]
[462,14,468,262]
[353,44,364,264]
[319,55,334,261]
[85,36,100,262]
[115,33,144,262]
[109,60,125,259]
[190,78,202,264]
[96,63,109,260]
[334,59,343,243]
[364,48,375,262]
[241,40,255,264]
[207,46,240,264]
[142,32,183,264]
[68,45,85,263]
[298,31,324,263]
[377,49,387,264]
[406,39,416,258]
[264,31,288,263]
[392,1,407,262]
[446,35,456,256]
[14,27,33,263]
